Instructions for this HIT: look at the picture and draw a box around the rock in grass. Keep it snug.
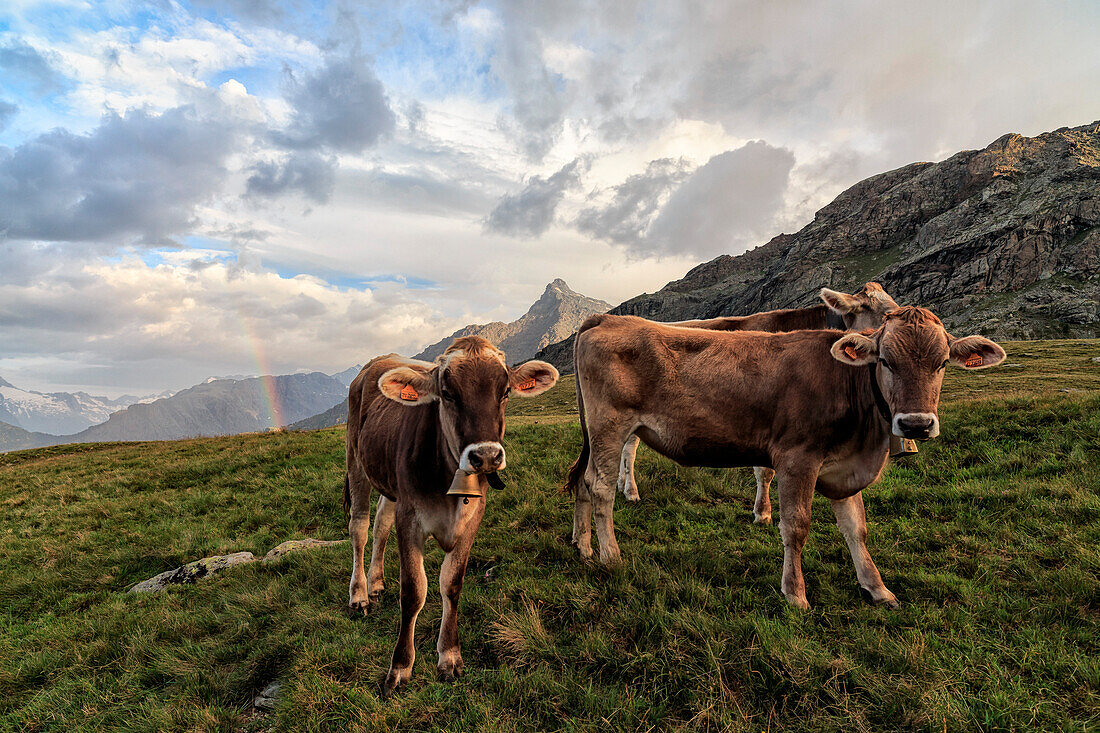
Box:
[253,681,281,711]
[262,538,347,564]
[129,552,256,593]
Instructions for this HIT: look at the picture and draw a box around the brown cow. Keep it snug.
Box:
[345,337,558,693]
[617,282,901,527]
[565,307,1004,609]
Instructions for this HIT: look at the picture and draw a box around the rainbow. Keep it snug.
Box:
[239,316,286,428]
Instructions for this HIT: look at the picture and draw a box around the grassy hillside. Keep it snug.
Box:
[1,340,1097,731]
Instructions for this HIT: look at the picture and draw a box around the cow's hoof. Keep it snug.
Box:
[598,551,622,568]
[437,659,464,682]
[873,593,900,610]
[753,513,772,525]
[348,599,372,616]
[858,586,900,609]
[572,542,593,560]
[784,593,811,610]
[368,589,384,605]
[381,669,409,698]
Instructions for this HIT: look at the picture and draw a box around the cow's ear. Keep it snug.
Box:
[821,287,861,314]
[378,366,438,405]
[831,333,878,366]
[948,336,1006,369]
[509,360,559,397]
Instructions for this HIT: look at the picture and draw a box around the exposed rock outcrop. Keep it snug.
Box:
[262,538,347,563]
[129,551,257,593]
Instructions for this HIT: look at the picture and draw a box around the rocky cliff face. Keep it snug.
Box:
[538,121,1100,371]
[415,279,611,363]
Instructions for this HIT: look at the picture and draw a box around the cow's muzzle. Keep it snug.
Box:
[893,412,940,440]
[459,442,506,473]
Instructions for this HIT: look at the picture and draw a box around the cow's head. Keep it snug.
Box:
[377,336,558,474]
[831,306,1005,440]
[820,282,900,331]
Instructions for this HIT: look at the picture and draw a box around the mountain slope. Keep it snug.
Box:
[537,121,1100,371]
[289,399,348,431]
[64,372,348,443]
[329,366,363,388]
[0,420,53,452]
[0,372,349,451]
[415,279,611,363]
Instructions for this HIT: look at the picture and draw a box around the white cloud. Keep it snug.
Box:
[0,251,457,394]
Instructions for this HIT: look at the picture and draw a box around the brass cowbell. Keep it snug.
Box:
[889,435,920,458]
[446,469,486,499]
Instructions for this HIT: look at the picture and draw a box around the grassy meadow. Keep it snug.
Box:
[0,340,1097,732]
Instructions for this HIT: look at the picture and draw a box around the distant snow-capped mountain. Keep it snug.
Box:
[0,376,171,435]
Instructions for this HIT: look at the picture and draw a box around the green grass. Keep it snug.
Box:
[1,340,1098,731]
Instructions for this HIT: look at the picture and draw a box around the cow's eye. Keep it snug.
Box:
[501,387,511,401]
[879,358,893,372]
[440,389,456,403]
[939,359,949,371]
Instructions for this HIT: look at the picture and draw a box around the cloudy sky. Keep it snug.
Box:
[1,0,1097,396]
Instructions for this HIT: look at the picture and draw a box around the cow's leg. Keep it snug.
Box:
[347,474,373,614]
[383,509,427,696]
[753,466,775,525]
[830,493,899,609]
[367,495,395,600]
[589,429,632,566]
[436,505,485,681]
[617,435,641,502]
[572,474,594,559]
[776,462,818,609]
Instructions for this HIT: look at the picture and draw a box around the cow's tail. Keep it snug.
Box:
[342,472,351,515]
[563,315,603,497]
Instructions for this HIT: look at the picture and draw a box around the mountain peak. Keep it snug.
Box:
[414,280,611,363]
[0,376,14,389]
[543,278,574,296]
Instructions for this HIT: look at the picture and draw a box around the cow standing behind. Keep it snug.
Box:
[565,307,1004,609]
[345,336,558,694]
[617,282,901,527]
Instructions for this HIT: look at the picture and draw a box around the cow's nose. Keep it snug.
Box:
[475,445,504,470]
[462,442,506,472]
[896,414,935,438]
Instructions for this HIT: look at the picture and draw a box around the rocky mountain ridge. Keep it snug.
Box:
[537,120,1100,371]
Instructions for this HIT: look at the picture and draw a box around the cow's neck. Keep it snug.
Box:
[822,305,846,330]
[865,363,893,426]
[849,363,893,451]
[760,304,832,331]
[409,407,460,483]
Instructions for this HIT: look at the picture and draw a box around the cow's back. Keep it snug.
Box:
[675,305,831,332]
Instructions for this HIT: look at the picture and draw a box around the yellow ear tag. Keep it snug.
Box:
[399,384,419,401]
[844,345,860,360]
[965,354,983,368]
[517,378,537,391]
